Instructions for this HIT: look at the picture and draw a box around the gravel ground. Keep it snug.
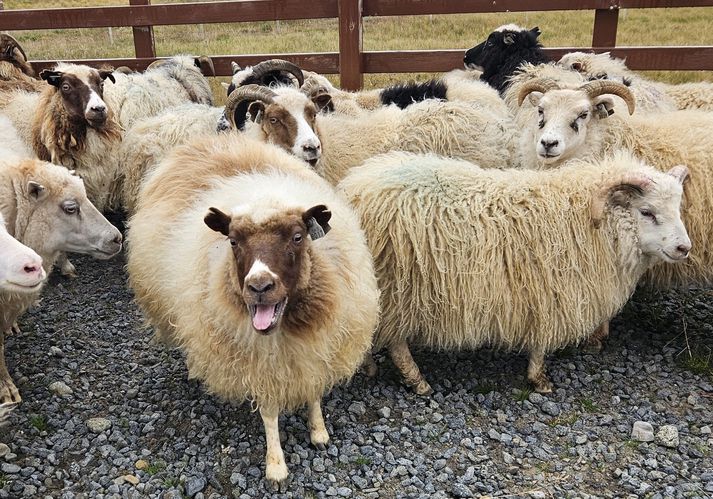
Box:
[0,252,711,499]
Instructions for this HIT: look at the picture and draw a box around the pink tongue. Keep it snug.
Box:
[253,304,276,331]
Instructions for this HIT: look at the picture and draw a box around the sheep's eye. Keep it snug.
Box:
[578,112,588,120]
[61,83,71,92]
[62,202,78,215]
[293,233,303,244]
[269,117,279,125]
[538,119,545,130]
[537,107,543,115]
[229,238,237,247]
[570,121,579,132]
[639,209,658,223]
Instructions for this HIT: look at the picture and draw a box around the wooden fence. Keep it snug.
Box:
[1,0,713,89]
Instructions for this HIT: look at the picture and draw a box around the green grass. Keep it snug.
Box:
[580,398,599,413]
[145,460,166,476]
[547,412,578,427]
[473,382,496,395]
[162,477,180,488]
[3,1,713,99]
[0,473,7,488]
[355,455,372,466]
[679,350,713,379]
[29,414,49,432]
[513,387,533,402]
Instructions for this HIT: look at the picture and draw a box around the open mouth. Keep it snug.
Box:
[248,297,287,334]
[306,158,318,167]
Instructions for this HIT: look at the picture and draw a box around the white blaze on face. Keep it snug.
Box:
[245,259,278,282]
[85,89,106,115]
[275,92,321,162]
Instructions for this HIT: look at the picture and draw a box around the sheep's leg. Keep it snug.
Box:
[527,347,552,394]
[57,253,77,278]
[259,406,288,484]
[0,331,20,405]
[584,321,609,353]
[307,399,330,450]
[389,340,432,396]
[361,350,378,377]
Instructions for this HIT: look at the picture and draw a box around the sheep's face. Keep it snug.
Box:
[40,66,115,128]
[527,89,614,165]
[19,161,123,261]
[204,204,331,335]
[558,51,628,81]
[248,91,331,167]
[630,167,691,263]
[0,214,45,293]
[464,25,541,72]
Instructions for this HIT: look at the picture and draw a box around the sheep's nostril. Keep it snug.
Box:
[248,280,275,294]
[677,244,691,256]
[23,264,38,275]
[113,234,123,245]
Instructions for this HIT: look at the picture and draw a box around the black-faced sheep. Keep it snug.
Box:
[224,59,304,97]
[464,24,550,94]
[339,151,690,395]
[0,157,122,404]
[126,134,379,484]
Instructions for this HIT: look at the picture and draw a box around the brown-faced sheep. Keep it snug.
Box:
[0,157,122,405]
[126,134,379,484]
[339,151,689,395]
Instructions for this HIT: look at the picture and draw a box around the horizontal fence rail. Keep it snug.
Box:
[1,0,713,89]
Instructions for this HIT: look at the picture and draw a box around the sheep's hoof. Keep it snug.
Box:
[310,429,330,450]
[0,378,21,406]
[362,362,378,378]
[412,379,433,396]
[583,338,603,354]
[531,376,553,394]
[265,462,289,487]
[11,322,21,335]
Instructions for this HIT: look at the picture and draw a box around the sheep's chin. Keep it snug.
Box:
[464,63,483,71]
[248,297,288,335]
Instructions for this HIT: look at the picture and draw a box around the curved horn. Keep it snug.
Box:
[250,59,304,88]
[223,84,277,129]
[0,34,28,62]
[579,80,636,115]
[591,173,653,228]
[516,78,561,106]
[301,76,330,98]
[147,58,169,71]
[195,56,215,77]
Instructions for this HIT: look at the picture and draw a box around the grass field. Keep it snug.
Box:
[3,1,713,102]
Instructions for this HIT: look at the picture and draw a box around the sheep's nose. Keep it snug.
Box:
[22,263,41,277]
[541,139,559,150]
[91,104,106,113]
[677,243,691,257]
[113,233,123,245]
[248,278,275,295]
[303,144,320,154]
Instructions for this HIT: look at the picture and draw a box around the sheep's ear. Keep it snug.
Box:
[40,70,62,87]
[98,68,115,84]
[27,181,47,201]
[527,91,543,107]
[503,33,516,45]
[247,101,265,123]
[530,26,541,38]
[667,165,689,185]
[204,207,231,236]
[303,204,331,239]
[231,61,241,75]
[311,92,333,113]
[593,96,615,119]
[194,56,215,76]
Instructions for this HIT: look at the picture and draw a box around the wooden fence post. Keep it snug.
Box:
[338,0,363,90]
[129,0,156,59]
[592,6,619,47]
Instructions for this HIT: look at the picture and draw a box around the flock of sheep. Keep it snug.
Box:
[0,23,710,484]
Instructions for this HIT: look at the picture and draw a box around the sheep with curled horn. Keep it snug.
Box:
[559,51,713,112]
[223,58,305,96]
[0,34,46,94]
[339,150,690,395]
[516,74,713,349]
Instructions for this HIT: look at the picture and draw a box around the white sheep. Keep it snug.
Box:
[126,134,379,484]
[0,212,45,294]
[558,51,713,112]
[0,156,122,405]
[339,150,690,395]
[516,78,713,295]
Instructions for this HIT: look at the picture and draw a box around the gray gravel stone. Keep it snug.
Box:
[48,381,73,396]
[184,476,206,497]
[348,402,366,417]
[541,401,560,416]
[631,421,655,442]
[1,464,20,474]
[0,444,9,458]
[655,425,679,448]
[86,418,112,434]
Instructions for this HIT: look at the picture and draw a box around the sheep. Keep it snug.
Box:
[0,212,45,294]
[0,157,123,404]
[464,24,550,94]
[338,150,690,395]
[103,55,215,129]
[516,78,713,296]
[300,68,500,115]
[126,133,379,484]
[558,51,713,112]
[0,34,44,94]
[224,59,304,96]
[222,84,518,185]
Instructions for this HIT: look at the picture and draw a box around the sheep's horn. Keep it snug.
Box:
[231,61,241,74]
[0,34,28,62]
[146,58,167,70]
[195,56,215,77]
[517,78,561,106]
[591,173,652,228]
[250,59,304,88]
[223,84,277,129]
[301,76,330,98]
[579,80,636,115]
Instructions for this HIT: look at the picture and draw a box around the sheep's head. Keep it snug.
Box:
[0,34,35,77]
[40,64,115,129]
[204,204,332,334]
[591,161,691,263]
[0,213,45,293]
[558,51,629,81]
[518,79,635,164]
[222,84,332,166]
[225,59,304,97]
[464,25,543,72]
